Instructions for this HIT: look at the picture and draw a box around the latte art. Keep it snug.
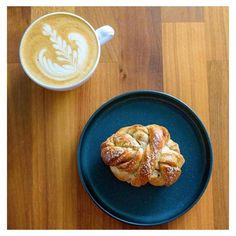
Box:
[20,13,99,88]
[38,24,88,80]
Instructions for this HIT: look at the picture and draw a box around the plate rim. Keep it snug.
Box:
[77,90,213,226]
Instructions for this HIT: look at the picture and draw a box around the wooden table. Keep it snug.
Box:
[7,7,229,229]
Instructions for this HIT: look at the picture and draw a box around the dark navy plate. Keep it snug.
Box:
[77,90,213,226]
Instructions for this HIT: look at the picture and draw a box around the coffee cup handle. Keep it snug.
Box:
[95,25,115,45]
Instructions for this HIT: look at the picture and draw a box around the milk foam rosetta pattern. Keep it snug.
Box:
[37,23,88,81]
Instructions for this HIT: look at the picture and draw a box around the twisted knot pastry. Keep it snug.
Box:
[101,124,185,187]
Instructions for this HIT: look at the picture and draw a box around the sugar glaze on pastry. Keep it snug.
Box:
[101,124,185,187]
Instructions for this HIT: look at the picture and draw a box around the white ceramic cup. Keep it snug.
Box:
[19,12,115,91]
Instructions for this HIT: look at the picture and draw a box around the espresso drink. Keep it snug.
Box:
[20,13,99,87]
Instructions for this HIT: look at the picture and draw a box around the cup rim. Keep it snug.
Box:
[19,11,101,91]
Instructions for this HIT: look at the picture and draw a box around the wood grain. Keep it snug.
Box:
[7,7,228,229]
[204,7,229,60]
[7,7,31,63]
[161,7,204,22]
[207,60,229,229]
[205,7,229,229]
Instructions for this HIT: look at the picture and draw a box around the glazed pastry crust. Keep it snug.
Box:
[101,124,185,187]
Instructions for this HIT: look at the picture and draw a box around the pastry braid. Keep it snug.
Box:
[101,124,185,187]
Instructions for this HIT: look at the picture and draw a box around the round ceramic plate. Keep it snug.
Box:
[77,90,213,226]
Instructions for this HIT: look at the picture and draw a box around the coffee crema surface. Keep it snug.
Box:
[20,14,99,87]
